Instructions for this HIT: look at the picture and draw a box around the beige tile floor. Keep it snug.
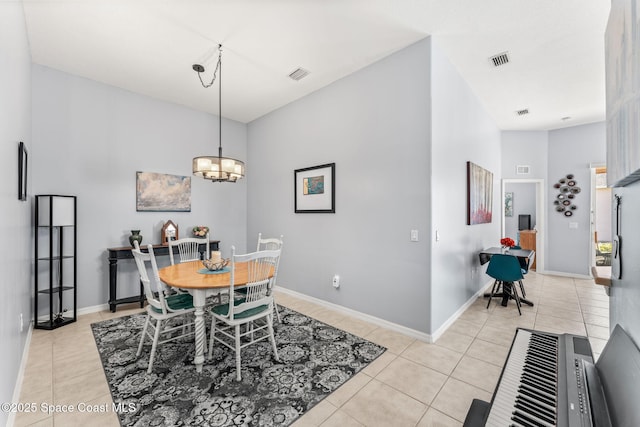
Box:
[14,271,610,427]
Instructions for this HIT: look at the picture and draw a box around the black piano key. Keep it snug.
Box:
[512,412,540,427]
[520,378,556,400]
[529,337,556,349]
[518,384,556,409]
[527,346,557,361]
[528,348,557,365]
[523,365,557,384]
[515,395,556,424]
[512,409,554,427]
[521,375,556,396]
[524,354,556,373]
[528,343,557,357]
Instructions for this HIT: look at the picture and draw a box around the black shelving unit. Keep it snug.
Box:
[35,195,77,329]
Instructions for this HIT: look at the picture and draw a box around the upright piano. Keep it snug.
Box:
[463,324,640,426]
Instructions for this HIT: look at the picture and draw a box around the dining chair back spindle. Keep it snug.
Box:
[168,234,210,265]
[256,233,283,322]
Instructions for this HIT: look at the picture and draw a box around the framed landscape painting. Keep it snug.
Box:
[136,172,191,212]
[467,161,493,225]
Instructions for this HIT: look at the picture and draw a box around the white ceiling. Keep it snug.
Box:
[22,0,611,130]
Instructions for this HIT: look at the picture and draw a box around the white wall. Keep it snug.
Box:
[430,39,502,331]
[546,122,606,276]
[0,2,33,423]
[248,38,432,333]
[31,66,248,310]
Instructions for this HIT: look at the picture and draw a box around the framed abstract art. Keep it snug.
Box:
[467,161,493,225]
[294,163,335,213]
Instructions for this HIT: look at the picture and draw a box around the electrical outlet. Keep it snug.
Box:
[332,275,340,288]
[410,229,419,242]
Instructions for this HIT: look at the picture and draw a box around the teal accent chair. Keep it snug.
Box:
[508,245,534,298]
[486,254,525,315]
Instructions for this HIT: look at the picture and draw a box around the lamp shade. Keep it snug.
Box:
[37,195,75,226]
[193,156,245,182]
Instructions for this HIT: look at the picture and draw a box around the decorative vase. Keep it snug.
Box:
[129,230,143,247]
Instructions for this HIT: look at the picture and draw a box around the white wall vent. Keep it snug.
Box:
[489,52,510,67]
[516,165,531,175]
[288,67,310,81]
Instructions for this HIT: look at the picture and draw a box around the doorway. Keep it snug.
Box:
[591,166,612,267]
[501,179,545,273]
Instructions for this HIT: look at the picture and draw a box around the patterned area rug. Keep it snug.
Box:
[91,305,386,426]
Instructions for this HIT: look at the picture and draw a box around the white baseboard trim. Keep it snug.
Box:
[430,279,494,342]
[8,326,33,427]
[274,286,433,343]
[35,303,114,323]
[542,270,593,280]
[77,303,111,315]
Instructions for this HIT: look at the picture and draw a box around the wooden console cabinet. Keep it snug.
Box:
[519,230,537,270]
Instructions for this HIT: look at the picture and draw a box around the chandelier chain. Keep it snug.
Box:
[196,46,222,89]
[192,44,244,182]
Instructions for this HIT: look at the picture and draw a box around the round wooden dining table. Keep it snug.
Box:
[158,260,273,373]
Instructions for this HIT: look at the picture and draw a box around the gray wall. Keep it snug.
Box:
[505,182,536,240]
[502,125,607,277]
[0,3,33,424]
[610,180,640,344]
[430,39,502,331]
[546,122,606,275]
[502,131,549,180]
[248,38,432,333]
[31,66,248,310]
[248,37,503,335]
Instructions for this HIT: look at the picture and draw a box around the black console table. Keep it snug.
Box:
[107,240,219,312]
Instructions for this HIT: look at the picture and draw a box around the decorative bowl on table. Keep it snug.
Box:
[202,258,229,271]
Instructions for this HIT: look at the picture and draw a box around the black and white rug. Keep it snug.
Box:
[91,305,386,426]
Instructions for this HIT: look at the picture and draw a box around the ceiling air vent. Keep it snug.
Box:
[489,51,510,67]
[288,67,310,81]
[516,109,529,116]
[516,165,531,175]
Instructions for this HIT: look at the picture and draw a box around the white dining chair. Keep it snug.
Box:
[132,243,196,373]
[256,233,283,322]
[208,246,281,381]
[168,233,210,265]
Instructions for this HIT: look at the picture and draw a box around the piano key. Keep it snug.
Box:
[485,330,560,427]
[515,396,556,424]
[512,409,554,427]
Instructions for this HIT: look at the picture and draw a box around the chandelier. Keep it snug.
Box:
[192,45,245,182]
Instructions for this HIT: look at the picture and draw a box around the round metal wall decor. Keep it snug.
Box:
[554,174,579,215]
